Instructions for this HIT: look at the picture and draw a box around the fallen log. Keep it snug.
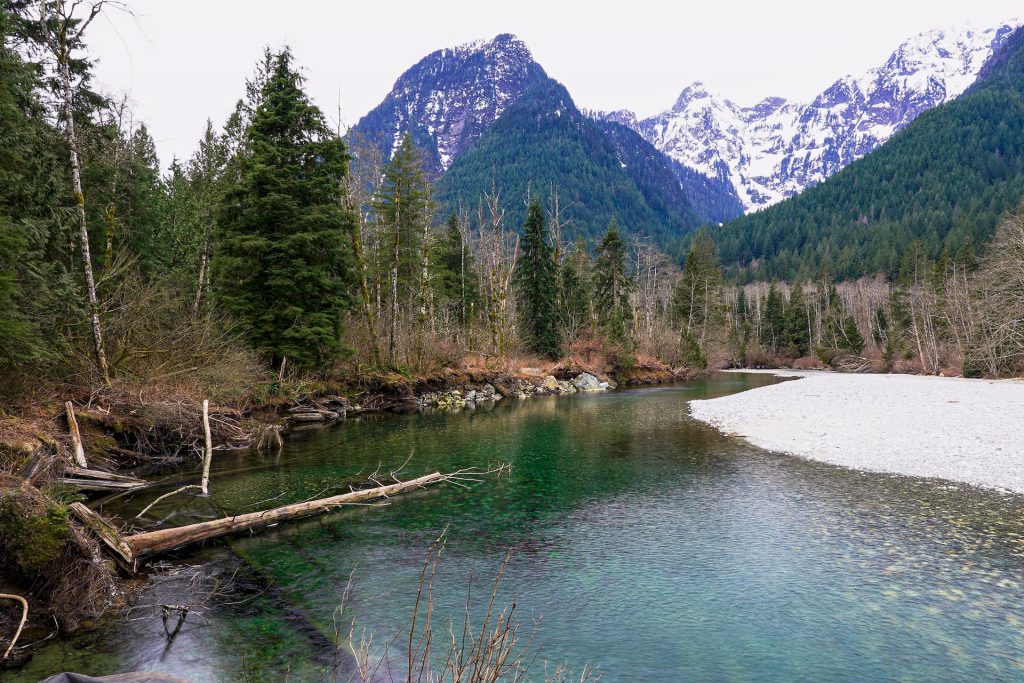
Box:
[0,593,28,661]
[65,401,87,468]
[70,502,137,569]
[64,466,146,484]
[126,471,443,559]
[58,477,149,492]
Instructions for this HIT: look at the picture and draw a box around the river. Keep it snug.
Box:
[13,373,1024,682]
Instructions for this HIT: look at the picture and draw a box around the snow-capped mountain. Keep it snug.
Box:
[600,22,1020,212]
[350,34,547,175]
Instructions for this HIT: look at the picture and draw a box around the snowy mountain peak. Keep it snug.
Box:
[352,33,547,173]
[612,20,1021,212]
[672,81,726,110]
[439,33,534,66]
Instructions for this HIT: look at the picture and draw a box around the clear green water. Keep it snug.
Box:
[14,373,1024,682]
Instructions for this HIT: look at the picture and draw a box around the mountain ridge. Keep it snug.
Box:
[596,21,1021,212]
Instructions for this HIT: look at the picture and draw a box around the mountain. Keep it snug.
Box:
[349,34,548,176]
[599,22,1020,213]
[710,25,1024,281]
[436,79,706,250]
[352,34,740,231]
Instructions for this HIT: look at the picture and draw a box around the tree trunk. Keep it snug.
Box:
[65,401,88,468]
[389,180,402,366]
[127,472,443,559]
[350,220,382,366]
[59,43,110,385]
[200,399,213,494]
[192,237,209,314]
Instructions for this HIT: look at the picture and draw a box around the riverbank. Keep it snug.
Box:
[690,370,1024,494]
[0,357,690,666]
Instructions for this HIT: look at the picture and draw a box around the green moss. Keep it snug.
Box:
[0,490,71,575]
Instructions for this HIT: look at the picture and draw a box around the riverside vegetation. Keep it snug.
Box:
[5,1,1024,676]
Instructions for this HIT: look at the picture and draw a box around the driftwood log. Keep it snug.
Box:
[65,401,87,468]
[0,593,28,660]
[73,472,446,569]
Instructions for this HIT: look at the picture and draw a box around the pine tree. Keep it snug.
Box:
[760,284,785,352]
[373,134,430,365]
[434,211,479,327]
[0,3,64,374]
[215,49,354,370]
[840,316,866,355]
[671,227,721,346]
[593,219,632,343]
[515,201,561,359]
[780,284,810,357]
[559,237,593,342]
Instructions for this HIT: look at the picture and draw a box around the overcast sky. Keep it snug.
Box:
[87,0,1021,167]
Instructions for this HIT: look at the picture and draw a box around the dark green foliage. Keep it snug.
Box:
[215,49,354,369]
[671,228,721,334]
[434,212,479,325]
[780,285,810,358]
[759,285,785,352]
[437,79,705,250]
[593,220,632,343]
[0,4,68,376]
[715,26,1024,281]
[515,202,561,359]
[559,238,593,341]
[841,316,866,355]
[373,134,431,302]
[669,159,744,225]
[681,331,708,370]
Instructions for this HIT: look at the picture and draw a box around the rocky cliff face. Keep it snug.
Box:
[350,34,547,175]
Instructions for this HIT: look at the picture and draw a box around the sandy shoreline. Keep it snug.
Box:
[690,370,1024,494]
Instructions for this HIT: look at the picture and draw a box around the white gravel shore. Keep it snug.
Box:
[690,370,1024,493]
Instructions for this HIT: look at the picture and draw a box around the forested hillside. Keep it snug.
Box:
[713,26,1024,281]
[437,79,708,250]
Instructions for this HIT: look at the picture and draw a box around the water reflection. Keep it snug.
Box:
[14,373,1024,682]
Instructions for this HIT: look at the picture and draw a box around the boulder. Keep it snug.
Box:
[288,409,340,423]
[571,373,606,392]
[541,375,559,391]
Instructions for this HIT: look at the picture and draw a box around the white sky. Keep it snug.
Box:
[86,0,1022,167]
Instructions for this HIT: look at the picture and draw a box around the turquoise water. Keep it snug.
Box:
[14,373,1024,682]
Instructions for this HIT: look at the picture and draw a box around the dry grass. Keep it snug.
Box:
[316,531,599,683]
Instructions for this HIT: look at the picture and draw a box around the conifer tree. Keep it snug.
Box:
[560,237,593,342]
[671,227,721,345]
[215,49,354,370]
[373,134,430,365]
[760,284,785,352]
[515,201,561,359]
[840,316,866,355]
[593,219,632,343]
[435,211,479,327]
[781,284,810,357]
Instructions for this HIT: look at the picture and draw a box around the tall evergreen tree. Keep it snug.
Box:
[373,134,430,365]
[671,227,721,344]
[760,284,785,352]
[593,219,632,343]
[215,49,354,369]
[781,284,810,357]
[559,237,593,342]
[515,201,561,359]
[434,211,479,327]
